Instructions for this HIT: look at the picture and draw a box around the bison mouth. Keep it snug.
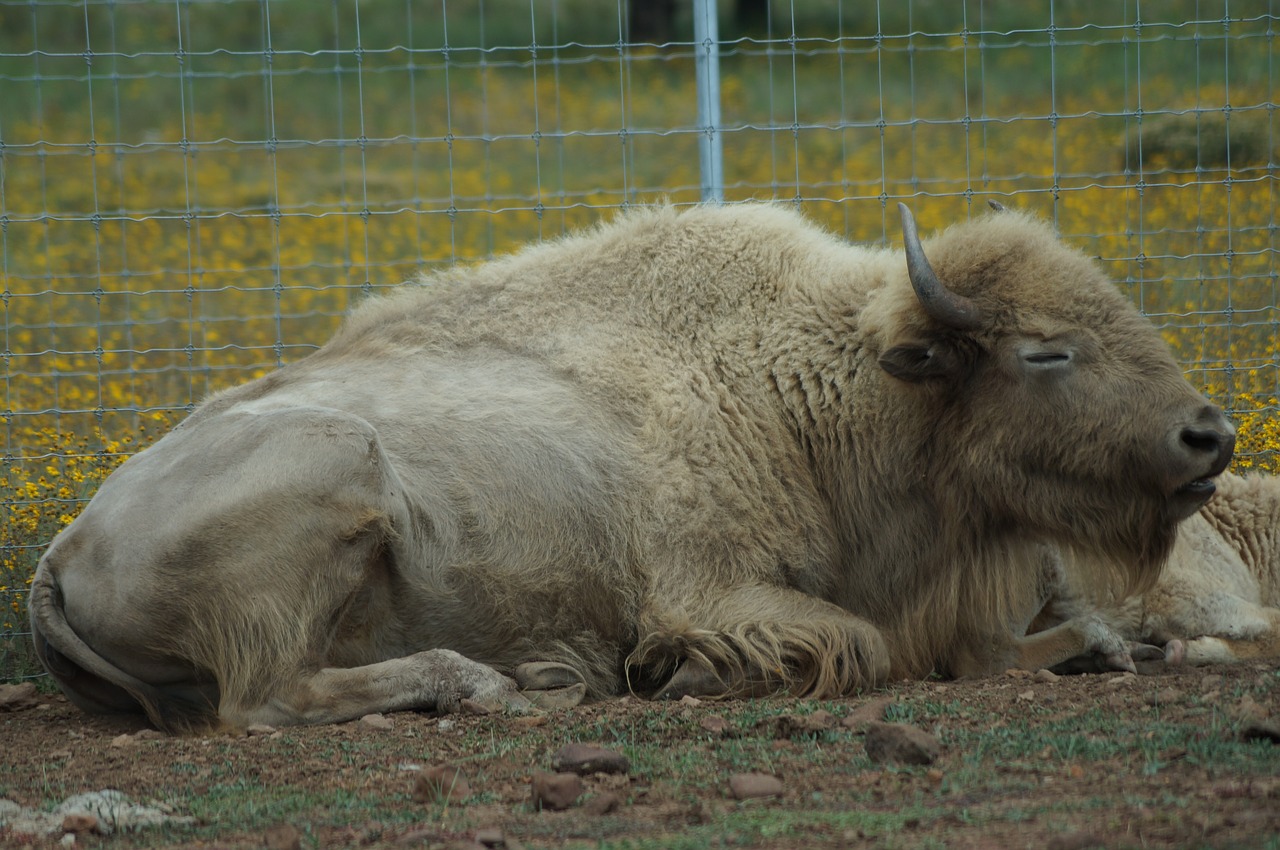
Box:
[1169,475,1220,521]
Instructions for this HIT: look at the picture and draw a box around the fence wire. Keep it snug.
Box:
[1,0,1277,677]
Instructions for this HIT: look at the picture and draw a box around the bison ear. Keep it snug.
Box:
[878,340,962,383]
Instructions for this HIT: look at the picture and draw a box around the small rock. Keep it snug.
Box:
[530,771,583,811]
[864,722,941,766]
[1145,687,1182,706]
[437,718,456,732]
[1017,689,1035,702]
[680,694,703,707]
[699,714,732,736]
[1232,695,1267,725]
[550,743,629,776]
[1005,668,1031,679]
[60,813,98,834]
[264,824,302,850]
[1242,720,1280,744]
[133,728,166,741]
[0,682,39,712]
[360,713,395,731]
[583,792,622,815]
[769,709,837,738]
[246,723,278,737]
[413,764,471,805]
[395,828,442,846]
[1106,673,1137,686]
[511,715,549,729]
[841,697,893,732]
[1033,669,1060,683]
[109,734,135,748]
[60,834,76,848]
[473,827,505,847]
[728,773,784,800]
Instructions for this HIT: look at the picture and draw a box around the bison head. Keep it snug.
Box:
[876,203,1234,582]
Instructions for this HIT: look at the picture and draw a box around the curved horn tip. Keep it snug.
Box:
[897,203,985,332]
[987,199,1008,212]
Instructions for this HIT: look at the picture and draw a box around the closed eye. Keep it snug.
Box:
[1023,351,1071,366]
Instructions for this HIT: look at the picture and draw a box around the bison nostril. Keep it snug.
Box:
[1180,427,1225,455]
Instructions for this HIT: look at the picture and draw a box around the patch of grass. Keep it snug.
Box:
[10,672,1274,848]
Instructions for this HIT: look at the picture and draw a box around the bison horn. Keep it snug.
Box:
[897,203,984,331]
[987,199,1007,213]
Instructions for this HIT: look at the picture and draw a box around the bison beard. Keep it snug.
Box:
[30,202,1235,732]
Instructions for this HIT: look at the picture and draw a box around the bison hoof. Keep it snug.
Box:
[1130,640,1185,675]
[525,682,587,710]
[514,661,587,710]
[1184,635,1234,665]
[653,657,729,701]
[1127,643,1166,663]
[1101,650,1138,674]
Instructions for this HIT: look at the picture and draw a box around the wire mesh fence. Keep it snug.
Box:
[2,0,1277,678]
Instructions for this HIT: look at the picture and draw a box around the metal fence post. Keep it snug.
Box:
[692,0,724,203]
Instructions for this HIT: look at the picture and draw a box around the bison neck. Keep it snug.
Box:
[782,368,1049,682]
[824,480,1043,678]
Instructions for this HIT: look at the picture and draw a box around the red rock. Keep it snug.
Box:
[864,722,941,766]
[550,743,629,775]
[841,697,893,732]
[360,713,395,730]
[700,714,732,736]
[769,710,837,738]
[728,773,784,800]
[264,824,301,850]
[0,682,39,712]
[583,792,622,815]
[60,813,98,834]
[413,764,471,804]
[530,771,583,811]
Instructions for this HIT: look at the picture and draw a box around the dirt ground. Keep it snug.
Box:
[2,662,1278,850]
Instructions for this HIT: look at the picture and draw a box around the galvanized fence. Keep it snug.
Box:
[2,0,1277,678]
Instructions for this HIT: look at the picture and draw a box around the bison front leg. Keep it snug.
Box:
[989,615,1160,676]
[629,584,890,700]
[234,649,533,728]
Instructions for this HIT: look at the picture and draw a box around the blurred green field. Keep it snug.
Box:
[2,1,1278,667]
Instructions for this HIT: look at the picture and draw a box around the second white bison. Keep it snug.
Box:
[1042,471,1279,667]
[30,202,1235,731]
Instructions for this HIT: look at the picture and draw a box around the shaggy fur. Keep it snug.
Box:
[29,203,1234,731]
[1041,471,1280,664]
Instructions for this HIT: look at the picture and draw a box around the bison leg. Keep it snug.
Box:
[1004,614,1141,674]
[1181,603,1280,664]
[631,584,890,700]
[513,661,588,710]
[234,649,532,728]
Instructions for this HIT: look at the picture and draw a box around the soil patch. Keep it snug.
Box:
[2,662,1277,849]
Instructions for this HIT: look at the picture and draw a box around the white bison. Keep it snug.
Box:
[30,202,1235,731]
[1041,471,1279,667]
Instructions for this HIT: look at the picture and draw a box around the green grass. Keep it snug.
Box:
[10,672,1277,848]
